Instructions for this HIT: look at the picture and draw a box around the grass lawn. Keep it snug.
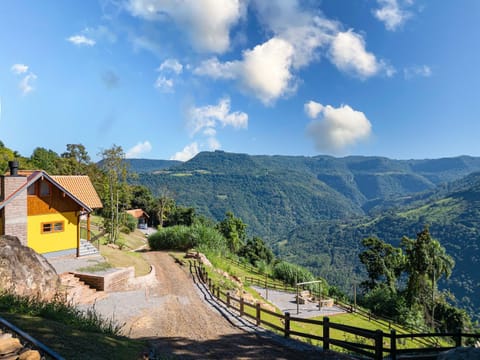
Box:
[0,313,147,360]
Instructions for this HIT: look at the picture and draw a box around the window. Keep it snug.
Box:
[27,185,36,196]
[39,181,51,197]
[41,221,64,234]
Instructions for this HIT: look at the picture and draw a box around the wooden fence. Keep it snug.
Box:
[193,262,480,360]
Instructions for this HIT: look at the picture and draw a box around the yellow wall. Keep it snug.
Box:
[27,211,78,254]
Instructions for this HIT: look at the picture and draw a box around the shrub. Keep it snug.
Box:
[122,214,137,233]
[148,224,228,252]
[273,261,315,286]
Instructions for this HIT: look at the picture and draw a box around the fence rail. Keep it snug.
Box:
[193,262,480,360]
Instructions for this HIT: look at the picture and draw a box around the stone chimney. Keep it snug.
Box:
[0,161,27,245]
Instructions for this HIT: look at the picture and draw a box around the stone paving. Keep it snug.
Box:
[251,285,346,319]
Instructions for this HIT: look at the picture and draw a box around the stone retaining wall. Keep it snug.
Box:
[73,265,156,292]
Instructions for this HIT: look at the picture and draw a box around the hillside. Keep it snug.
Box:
[130,151,480,319]
[277,172,480,321]
[132,151,480,241]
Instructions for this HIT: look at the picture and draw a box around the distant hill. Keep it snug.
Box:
[113,158,182,173]
[277,171,480,321]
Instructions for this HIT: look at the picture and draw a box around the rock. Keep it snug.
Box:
[0,235,60,301]
[0,336,22,355]
[18,350,41,360]
[197,253,212,267]
[437,347,480,360]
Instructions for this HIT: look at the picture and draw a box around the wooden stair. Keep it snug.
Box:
[60,273,108,305]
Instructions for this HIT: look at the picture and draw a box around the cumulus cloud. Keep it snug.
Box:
[187,97,248,136]
[170,142,199,161]
[373,0,413,31]
[11,64,29,74]
[404,65,432,79]
[126,141,153,158]
[329,30,386,79]
[154,76,174,92]
[194,2,389,104]
[126,0,245,53]
[305,101,372,152]
[158,58,183,74]
[195,38,295,105]
[67,35,96,46]
[11,64,37,95]
[241,37,296,104]
[304,100,324,119]
[251,1,337,69]
[194,57,238,79]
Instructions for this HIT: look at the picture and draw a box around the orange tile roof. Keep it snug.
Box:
[52,175,103,209]
[126,209,149,219]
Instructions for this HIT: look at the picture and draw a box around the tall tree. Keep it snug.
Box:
[402,226,455,317]
[216,211,247,253]
[59,143,91,175]
[359,236,405,293]
[30,147,60,173]
[98,145,130,244]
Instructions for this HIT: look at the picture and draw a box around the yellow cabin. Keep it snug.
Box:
[0,161,102,257]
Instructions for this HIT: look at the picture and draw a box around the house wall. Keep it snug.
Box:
[27,211,78,254]
[1,176,28,245]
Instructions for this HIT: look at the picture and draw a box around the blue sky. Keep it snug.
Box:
[1,1,479,161]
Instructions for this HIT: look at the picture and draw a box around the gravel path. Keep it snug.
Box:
[72,252,357,359]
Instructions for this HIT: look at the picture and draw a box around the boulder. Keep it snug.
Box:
[437,347,480,360]
[0,235,60,301]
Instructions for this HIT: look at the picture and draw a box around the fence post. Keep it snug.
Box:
[284,312,290,338]
[374,330,383,360]
[240,297,244,317]
[256,303,261,326]
[323,317,330,351]
[390,329,397,360]
[227,292,231,308]
[454,329,462,347]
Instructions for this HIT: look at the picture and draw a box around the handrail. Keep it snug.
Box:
[0,317,65,360]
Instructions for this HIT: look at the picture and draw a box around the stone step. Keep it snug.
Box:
[60,273,108,305]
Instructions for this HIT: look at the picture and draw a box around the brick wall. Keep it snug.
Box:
[1,176,28,245]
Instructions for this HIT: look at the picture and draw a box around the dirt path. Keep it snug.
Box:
[124,252,354,359]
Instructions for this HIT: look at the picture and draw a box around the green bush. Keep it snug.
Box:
[122,214,137,233]
[148,224,228,252]
[273,261,315,286]
[148,226,194,250]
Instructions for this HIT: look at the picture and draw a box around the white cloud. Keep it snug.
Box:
[194,57,238,79]
[67,35,96,46]
[154,76,174,92]
[19,73,37,95]
[125,141,153,158]
[373,0,413,31]
[11,64,28,74]
[194,37,296,105]
[251,1,337,69]
[241,37,295,105]
[304,100,324,119]
[187,97,248,136]
[158,58,183,74]
[404,65,432,79]
[11,64,37,95]
[126,0,245,53]
[207,137,221,150]
[306,102,372,152]
[170,142,199,161]
[329,30,387,79]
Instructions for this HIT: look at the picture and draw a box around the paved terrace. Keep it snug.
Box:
[251,286,346,319]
